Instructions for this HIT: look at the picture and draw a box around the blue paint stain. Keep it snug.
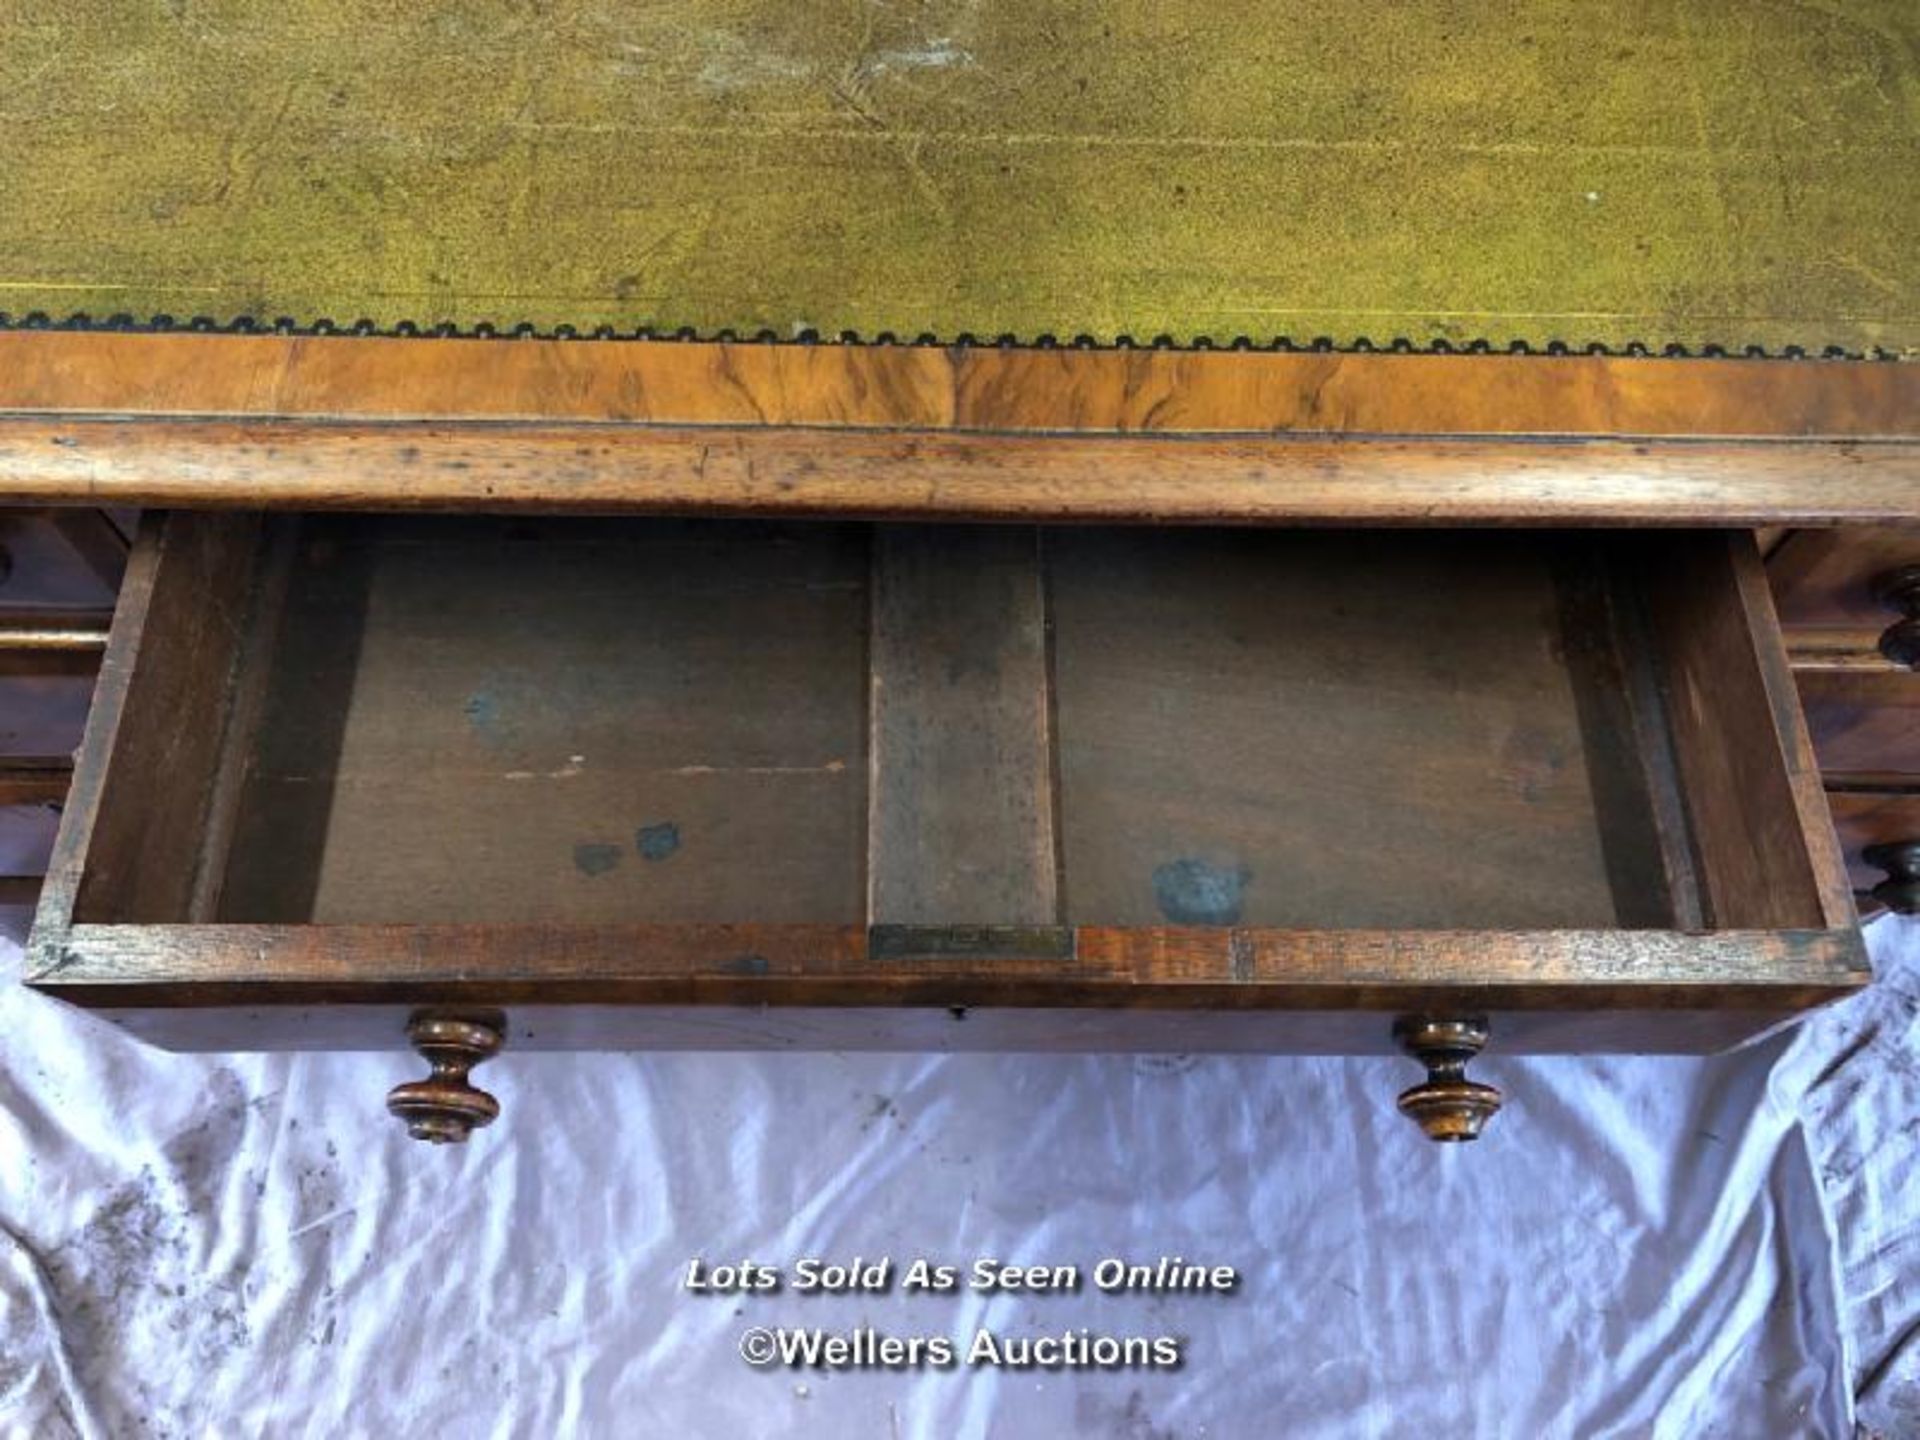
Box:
[637,821,682,862]
[1152,858,1250,924]
[573,842,622,877]
[463,690,500,735]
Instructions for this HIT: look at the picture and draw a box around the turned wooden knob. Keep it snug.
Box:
[1872,565,1920,671]
[1863,840,1920,916]
[1393,1016,1502,1143]
[386,1011,505,1144]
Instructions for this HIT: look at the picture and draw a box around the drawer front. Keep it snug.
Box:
[0,802,58,880]
[1768,525,1920,633]
[26,515,1867,1145]
[0,509,126,608]
[1825,789,1920,915]
[1797,670,1920,775]
[1769,524,1920,773]
[1769,527,1920,919]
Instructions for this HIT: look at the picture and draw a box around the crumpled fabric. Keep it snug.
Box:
[1,918,1914,1439]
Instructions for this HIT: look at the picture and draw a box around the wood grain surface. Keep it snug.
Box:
[1641,532,1856,931]
[1826,789,1920,891]
[4,335,1919,435]
[2,419,1916,525]
[28,996,1844,1061]
[1046,530,1653,928]
[0,507,127,605]
[61,514,264,926]
[1770,525,1920,628]
[2,336,1916,521]
[1798,670,1920,775]
[79,517,1760,933]
[215,516,871,925]
[30,923,1868,1013]
[867,526,1059,926]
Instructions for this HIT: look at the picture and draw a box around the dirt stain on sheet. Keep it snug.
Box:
[1073,1389,1180,1440]
[41,1070,270,1434]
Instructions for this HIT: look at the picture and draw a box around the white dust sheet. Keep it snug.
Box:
[1,918,1915,1439]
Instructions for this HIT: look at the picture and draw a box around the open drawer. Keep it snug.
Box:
[27,514,1865,1144]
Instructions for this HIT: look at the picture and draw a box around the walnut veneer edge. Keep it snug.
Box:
[0,335,1914,523]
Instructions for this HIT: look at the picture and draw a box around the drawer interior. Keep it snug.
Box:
[1047,528,1667,929]
[61,515,1836,934]
[220,518,870,925]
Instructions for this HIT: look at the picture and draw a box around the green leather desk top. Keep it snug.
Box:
[3,2,1915,356]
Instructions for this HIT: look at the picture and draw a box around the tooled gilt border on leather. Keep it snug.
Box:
[0,311,1902,361]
